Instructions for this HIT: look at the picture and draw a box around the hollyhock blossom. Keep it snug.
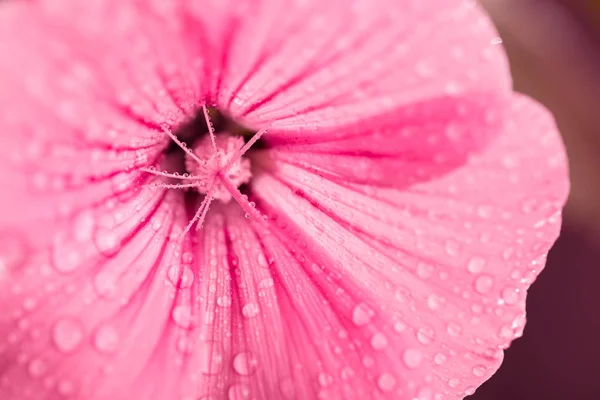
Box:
[0,1,568,400]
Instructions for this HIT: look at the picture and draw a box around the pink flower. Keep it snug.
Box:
[0,1,568,400]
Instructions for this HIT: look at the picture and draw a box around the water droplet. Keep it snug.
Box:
[465,386,476,396]
[476,205,492,219]
[448,378,460,388]
[94,325,119,353]
[472,365,486,377]
[217,295,232,308]
[318,372,333,387]
[467,257,486,274]
[167,265,195,289]
[352,303,373,326]
[446,322,462,337]
[417,262,434,279]
[232,352,257,375]
[394,321,407,333]
[257,254,268,268]
[377,373,396,392]
[51,242,81,274]
[93,229,119,256]
[433,353,447,365]
[427,294,444,310]
[258,278,274,289]
[73,211,95,242]
[403,348,423,369]
[501,286,519,305]
[474,275,494,294]
[416,327,434,345]
[228,383,251,400]
[52,318,84,353]
[28,358,47,378]
[242,303,259,318]
[370,332,388,350]
[172,305,194,329]
[200,341,224,375]
[93,272,117,298]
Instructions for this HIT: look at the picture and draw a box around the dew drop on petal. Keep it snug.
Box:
[465,386,476,396]
[467,256,486,274]
[416,327,434,345]
[433,353,447,365]
[201,342,224,375]
[232,352,258,376]
[448,378,460,388]
[472,365,486,377]
[52,318,84,353]
[28,358,47,378]
[241,303,259,318]
[258,278,274,289]
[403,348,423,369]
[352,303,373,326]
[228,383,251,400]
[377,373,396,392]
[172,305,194,329]
[370,332,388,350]
[217,295,232,308]
[394,321,407,333]
[501,286,519,305]
[474,275,494,294]
[94,325,119,353]
[167,265,194,289]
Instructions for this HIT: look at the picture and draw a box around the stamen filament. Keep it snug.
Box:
[221,122,272,174]
[218,174,265,224]
[159,125,205,165]
[180,180,217,237]
[202,103,218,153]
[140,167,203,181]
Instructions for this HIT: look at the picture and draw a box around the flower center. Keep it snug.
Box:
[142,105,270,235]
[184,132,251,203]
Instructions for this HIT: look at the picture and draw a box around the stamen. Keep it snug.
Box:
[180,180,217,237]
[202,104,218,153]
[140,167,203,181]
[159,125,205,165]
[221,123,272,175]
[143,182,206,190]
[218,174,265,224]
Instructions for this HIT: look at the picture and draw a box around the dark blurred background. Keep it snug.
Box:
[472,1,600,399]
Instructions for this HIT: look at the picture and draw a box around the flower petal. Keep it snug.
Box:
[215,0,509,133]
[248,94,568,399]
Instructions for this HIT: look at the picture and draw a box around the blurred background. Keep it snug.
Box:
[472,1,600,399]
